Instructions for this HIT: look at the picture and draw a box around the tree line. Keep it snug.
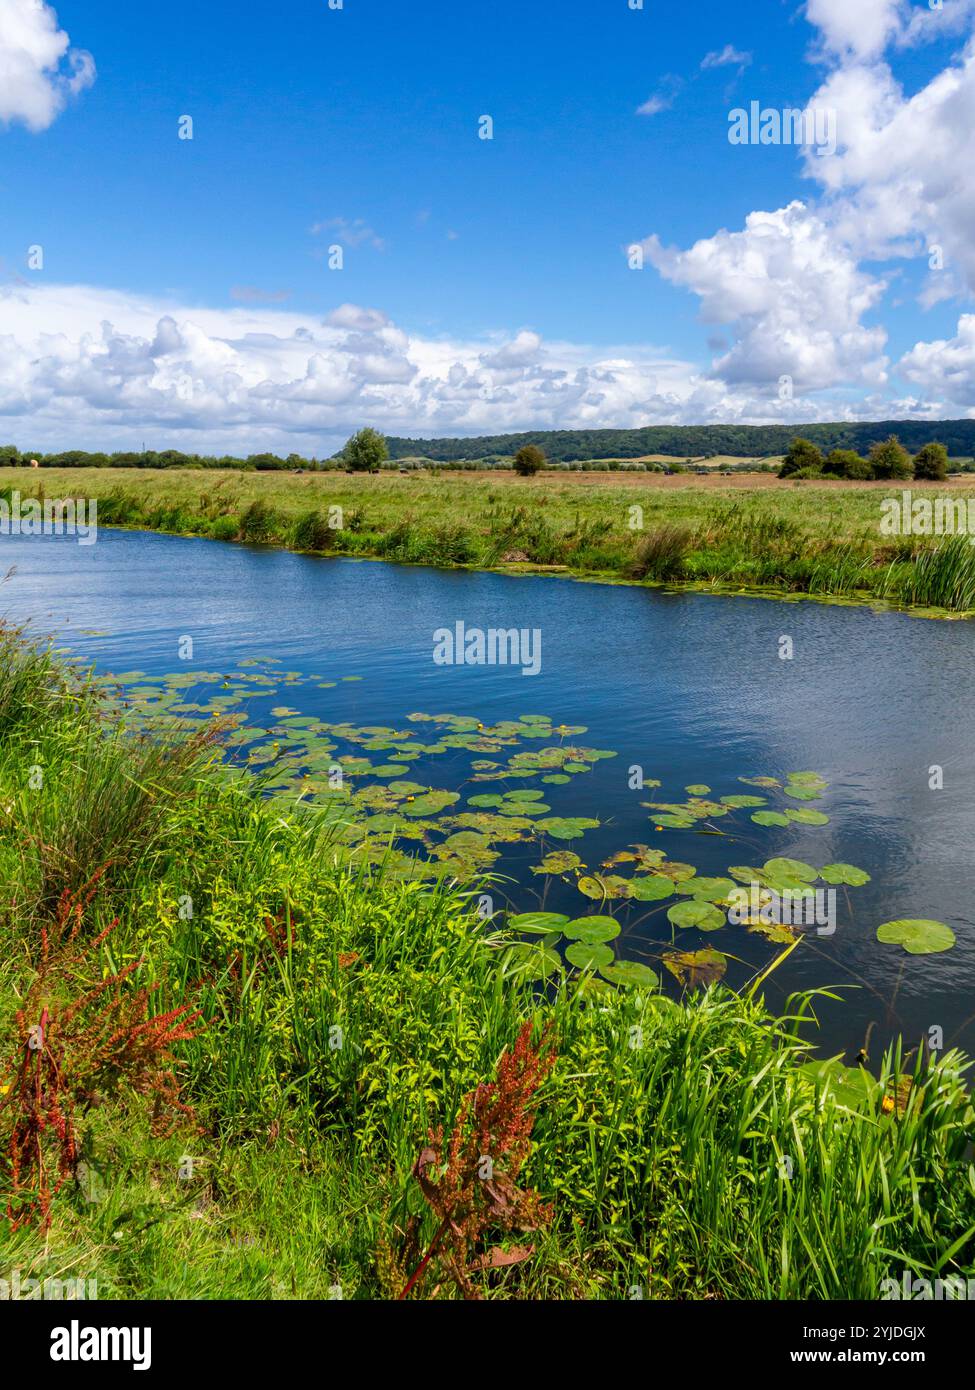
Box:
[384,421,975,462]
[778,436,950,481]
[2,423,971,474]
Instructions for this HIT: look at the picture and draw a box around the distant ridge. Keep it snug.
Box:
[385,421,975,462]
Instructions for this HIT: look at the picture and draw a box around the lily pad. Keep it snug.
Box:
[662,947,727,988]
[659,861,696,883]
[785,808,830,825]
[727,865,767,884]
[876,919,955,955]
[577,874,631,900]
[751,811,790,827]
[747,921,796,943]
[508,911,570,936]
[564,916,621,943]
[626,875,674,902]
[531,851,582,876]
[565,941,615,971]
[667,900,725,931]
[764,858,818,883]
[502,943,562,980]
[798,1059,877,1110]
[599,961,659,988]
[535,816,600,841]
[676,876,735,902]
[820,863,871,886]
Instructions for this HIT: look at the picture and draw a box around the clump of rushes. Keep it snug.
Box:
[0,874,201,1230]
[627,523,694,580]
[400,1021,555,1300]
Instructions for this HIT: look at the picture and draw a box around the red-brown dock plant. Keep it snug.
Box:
[399,1020,556,1299]
[0,874,202,1230]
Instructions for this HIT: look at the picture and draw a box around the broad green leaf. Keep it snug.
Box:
[876,919,955,955]
[667,899,725,931]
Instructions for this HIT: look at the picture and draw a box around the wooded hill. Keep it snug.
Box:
[386,421,975,462]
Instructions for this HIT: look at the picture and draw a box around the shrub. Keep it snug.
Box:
[914,441,949,481]
[778,438,824,478]
[513,445,546,477]
[826,449,873,480]
[869,434,913,481]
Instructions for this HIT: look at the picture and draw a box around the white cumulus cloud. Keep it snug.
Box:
[0,0,95,132]
[0,282,726,454]
[642,203,888,392]
[899,313,975,408]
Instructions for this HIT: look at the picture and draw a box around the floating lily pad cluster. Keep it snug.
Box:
[90,665,615,880]
[506,839,881,988]
[88,661,957,985]
[645,770,830,830]
[503,911,659,990]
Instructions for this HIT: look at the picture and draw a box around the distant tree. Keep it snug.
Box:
[513,444,546,477]
[825,448,873,480]
[869,435,913,481]
[913,441,949,481]
[344,428,388,473]
[0,443,20,467]
[779,438,824,478]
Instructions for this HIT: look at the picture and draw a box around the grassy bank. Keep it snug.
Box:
[6,467,975,614]
[1,627,974,1299]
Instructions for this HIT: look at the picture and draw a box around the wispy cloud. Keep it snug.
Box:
[230,285,292,304]
[701,45,753,71]
[636,75,684,117]
[309,217,386,250]
[636,94,671,117]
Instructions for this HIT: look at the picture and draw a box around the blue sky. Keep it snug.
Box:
[1,0,974,452]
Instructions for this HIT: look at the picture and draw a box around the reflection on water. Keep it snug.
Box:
[3,527,974,1059]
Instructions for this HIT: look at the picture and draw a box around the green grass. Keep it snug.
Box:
[6,466,975,614]
[1,628,973,1299]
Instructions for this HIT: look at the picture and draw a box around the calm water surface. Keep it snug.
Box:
[3,528,974,1060]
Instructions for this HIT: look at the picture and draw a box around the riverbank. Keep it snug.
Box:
[6,467,975,614]
[1,626,973,1299]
